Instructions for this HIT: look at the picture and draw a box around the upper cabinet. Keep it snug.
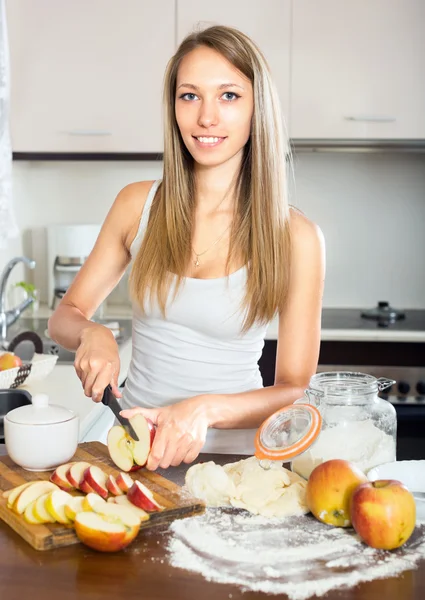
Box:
[6,0,175,153]
[290,0,425,140]
[177,0,291,130]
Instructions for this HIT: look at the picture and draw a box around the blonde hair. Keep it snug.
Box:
[130,25,291,332]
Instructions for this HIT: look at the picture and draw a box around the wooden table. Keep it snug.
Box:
[0,445,424,600]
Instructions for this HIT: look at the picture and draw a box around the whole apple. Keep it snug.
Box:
[306,459,368,527]
[350,479,416,550]
[0,352,23,371]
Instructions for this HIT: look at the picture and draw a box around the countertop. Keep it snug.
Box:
[31,304,425,342]
[0,449,424,600]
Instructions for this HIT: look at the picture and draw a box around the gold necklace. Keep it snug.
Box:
[192,224,231,267]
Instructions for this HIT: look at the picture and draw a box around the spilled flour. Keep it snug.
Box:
[167,509,425,599]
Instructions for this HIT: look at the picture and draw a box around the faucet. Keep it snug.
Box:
[0,256,36,342]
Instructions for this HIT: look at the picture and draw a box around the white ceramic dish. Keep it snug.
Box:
[368,460,425,522]
[4,393,79,471]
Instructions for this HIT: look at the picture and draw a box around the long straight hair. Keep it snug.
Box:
[130,25,292,332]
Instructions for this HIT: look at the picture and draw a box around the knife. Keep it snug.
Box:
[101,385,139,441]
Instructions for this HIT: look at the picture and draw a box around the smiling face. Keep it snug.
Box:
[175,46,254,169]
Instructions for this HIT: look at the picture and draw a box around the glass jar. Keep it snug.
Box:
[255,371,397,479]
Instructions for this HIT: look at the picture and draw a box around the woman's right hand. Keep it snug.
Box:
[74,324,121,403]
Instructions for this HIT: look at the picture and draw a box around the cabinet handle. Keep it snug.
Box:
[65,129,113,136]
[344,115,396,123]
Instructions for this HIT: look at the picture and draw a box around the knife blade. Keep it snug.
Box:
[101,385,139,441]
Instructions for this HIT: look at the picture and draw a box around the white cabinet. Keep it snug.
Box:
[290,0,425,140]
[6,0,175,153]
[177,0,291,129]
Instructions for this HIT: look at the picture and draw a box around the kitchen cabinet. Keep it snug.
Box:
[6,0,175,153]
[177,0,291,132]
[290,0,425,140]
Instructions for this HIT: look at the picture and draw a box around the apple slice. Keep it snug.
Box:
[83,492,106,511]
[5,482,34,507]
[127,480,163,512]
[13,481,59,515]
[83,466,109,499]
[66,462,92,490]
[24,499,43,525]
[64,496,87,522]
[50,462,76,490]
[114,494,149,522]
[80,478,96,494]
[74,507,140,552]
[106,474,124,496]
[45,490,73,524]
[115,472,134,493]
[33,492,56,524]
[107,414,154,472]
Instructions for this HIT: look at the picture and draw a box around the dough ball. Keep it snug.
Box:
[186,456,309,518]
[185,461,236,507]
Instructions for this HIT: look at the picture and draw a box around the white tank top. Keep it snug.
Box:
[121,180,270,454]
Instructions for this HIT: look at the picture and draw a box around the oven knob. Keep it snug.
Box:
[416,381,425,395]
[397,381,410,395]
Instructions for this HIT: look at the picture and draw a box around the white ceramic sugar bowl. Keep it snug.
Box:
[4,393,79,471]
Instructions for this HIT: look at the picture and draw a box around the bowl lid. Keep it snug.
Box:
[6,393,76,425]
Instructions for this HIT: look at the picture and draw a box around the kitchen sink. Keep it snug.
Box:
[2,317,132,364]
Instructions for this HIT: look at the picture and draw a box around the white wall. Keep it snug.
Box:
[2,152,425,309]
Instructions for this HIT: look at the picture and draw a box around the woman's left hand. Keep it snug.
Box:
[120,396,210,470]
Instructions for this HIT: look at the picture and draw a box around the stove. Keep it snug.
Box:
[322,306,425,332]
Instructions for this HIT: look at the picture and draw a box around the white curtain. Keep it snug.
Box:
[0,0,18,249]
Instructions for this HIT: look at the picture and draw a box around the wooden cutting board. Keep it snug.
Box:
[0,441,205,551]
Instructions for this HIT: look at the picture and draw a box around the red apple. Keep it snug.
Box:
[106,474,124,496]
[50,462,76,490]
[115,472,134,493]
[112,494,149,522]
[66,461,92,490]
[83,466,109,499]
[74,504,140,552]
[351,479,416,550]
[0,352,22,371]
[127,480,163,512]
[107,414,154,472]
[306,459,368,527]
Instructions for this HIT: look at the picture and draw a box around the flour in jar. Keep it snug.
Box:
[292,419,396,479]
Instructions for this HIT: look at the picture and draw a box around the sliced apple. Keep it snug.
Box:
[33,492,57,524]
[115,472,134,493]
[45,490,73,524]
[50,462,76,490]
[127,480,163,512]
[13,481,59,515]
[83,466,109,499]
[107,414,153,472]
[64,496,87,522]
[113,494,149,522]
[74,507,140,552]
[80,478,96,494]
[5,482,35,507]
[83,492,106,511]
[66,461,92,490]
[24,499,43,525]
[106,474,124,496]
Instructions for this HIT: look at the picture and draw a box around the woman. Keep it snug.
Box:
[48,25,325,471]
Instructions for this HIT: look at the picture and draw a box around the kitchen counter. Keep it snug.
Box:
[0,451,424,600]
[32,304,425,342]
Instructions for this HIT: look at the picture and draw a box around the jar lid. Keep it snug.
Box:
[6,393,76,425]
[254,403,322,461]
